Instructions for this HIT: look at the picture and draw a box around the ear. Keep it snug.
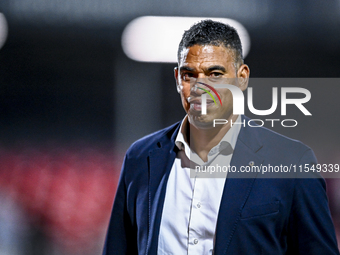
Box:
[174,67,181,93]
[237,64,250,91]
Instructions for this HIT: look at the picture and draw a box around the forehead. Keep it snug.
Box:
[178,44,235,68]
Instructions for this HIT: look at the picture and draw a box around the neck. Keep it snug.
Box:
[188,115,239,162]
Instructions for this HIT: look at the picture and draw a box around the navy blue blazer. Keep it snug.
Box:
[104,116,339,255]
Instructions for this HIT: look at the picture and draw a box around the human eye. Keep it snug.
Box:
[210,72,223,78]
[208,72,223,83]
[182,72,194,81]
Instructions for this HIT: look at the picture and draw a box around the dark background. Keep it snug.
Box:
[1,0,340,148]
[0,0,339,254]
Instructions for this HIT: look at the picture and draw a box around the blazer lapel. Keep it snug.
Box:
[146,126,179,255]
[214,118,264,255]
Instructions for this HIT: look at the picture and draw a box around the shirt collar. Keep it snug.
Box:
[175,115,242,159]
[175,115,190,156]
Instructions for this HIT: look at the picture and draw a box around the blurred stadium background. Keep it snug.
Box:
[0,0,339,254]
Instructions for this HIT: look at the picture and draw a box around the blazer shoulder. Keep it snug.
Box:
[259,125,310,151]
[239,116,316,165]
[125,121,181,159]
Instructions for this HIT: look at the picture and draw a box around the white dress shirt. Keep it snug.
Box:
[158,115,242,255]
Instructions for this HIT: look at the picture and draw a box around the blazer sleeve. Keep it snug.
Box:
[287,149,339,255]
[103,155,138,255]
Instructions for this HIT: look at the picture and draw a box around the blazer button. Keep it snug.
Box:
[249,161,255,166]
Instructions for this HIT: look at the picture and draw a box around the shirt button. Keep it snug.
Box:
[197,202,201,208]
[194,239,198,244]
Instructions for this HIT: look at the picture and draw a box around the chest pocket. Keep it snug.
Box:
[241,201,280,219]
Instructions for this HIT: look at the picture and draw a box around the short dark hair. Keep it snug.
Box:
[177,20,243,65]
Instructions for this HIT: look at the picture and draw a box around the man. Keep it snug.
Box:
[103,20,339,254]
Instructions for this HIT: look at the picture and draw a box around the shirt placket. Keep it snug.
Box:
[187,146,220,254]
[187,176,204,254]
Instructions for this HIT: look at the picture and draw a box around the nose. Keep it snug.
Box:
[197,73,206,79]
[195,81,222,106]
[191,81,208,96]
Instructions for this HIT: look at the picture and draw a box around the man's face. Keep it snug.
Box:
[175,44,249,129]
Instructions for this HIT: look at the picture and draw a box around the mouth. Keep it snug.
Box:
[188,97,215,111]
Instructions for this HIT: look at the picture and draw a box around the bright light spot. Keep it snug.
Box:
[122,16,251,63]
[0,13,8,50]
